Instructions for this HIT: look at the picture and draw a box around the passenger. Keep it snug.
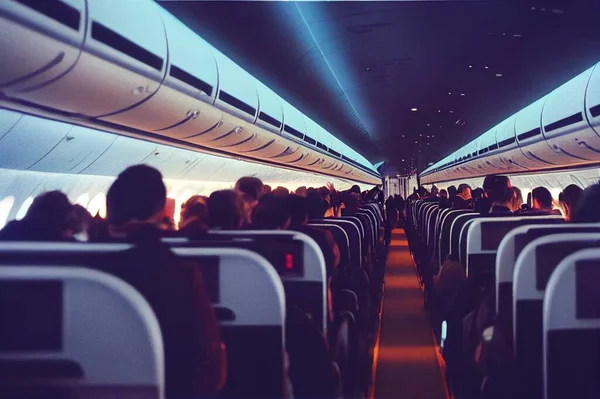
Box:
[484,175,513,215]
[447,185,458,200]
[70,204,93,241]
[251,194,291,230]
[272,186,290,196]
[452,183,472,209]
[234,176,264,225]
[520,186,559,215]
[509,187,523,212]
[439,189,451,209]
[295,186,307,197]
[385,196,399,244]
[103,164,225,398]
[571,183,600,223]
[0,191,75,241]
[207,190,245,230]
[558,184,583,222]
[263,184,272,195]
[324,185,341,217]
[341,192,362,215]
[179,195,210,236]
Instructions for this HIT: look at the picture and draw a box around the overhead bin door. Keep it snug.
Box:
[585,63,600,137]
[542,65,600,164]
[495,115,529,171]
[9,0,168,118]
[0,0,85,94]
[515,95,565,168]
[80,135,158,177]
[100,8,222,139]
[255,82,284,134]
[213,51,258,124]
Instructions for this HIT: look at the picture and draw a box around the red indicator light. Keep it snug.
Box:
[285,254,294,270]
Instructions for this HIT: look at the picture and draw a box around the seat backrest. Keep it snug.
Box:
[496,223,600,315]
[427,207,442,247]
[449,213,479,261]
[317,218,363,267]
[366,203,383,222]
[0,265,164,399]
[207,230,326,333]
[307,223,350,268]
[438,210,476,264]
[512,234,600,399]
[0,243,287,399]
[466,216,563,287]
[355,211,375,249]
[543,248,600,399]
[422,204,438,241]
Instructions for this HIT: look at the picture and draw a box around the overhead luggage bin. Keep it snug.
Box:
[585,62,600,137]
[0,0,85,94]
[475,128,504,171]
[9,0,168,118]
[515,95,567,168]
[255,82,284,134]
[213,50,258,124]
[100,8,222,138]
[494,115,530,172]
[542,64,600,164]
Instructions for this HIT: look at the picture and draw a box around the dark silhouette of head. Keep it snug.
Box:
[531,186,553,210]
[559,184,584,221]
[571,183,600,223]
[447,185,458,198]
[106,165,166,227]
[252,194,291,230]
[288,195,309,228]
[207,190,244,230]
[180,195,209,230]
[235,176,264,202]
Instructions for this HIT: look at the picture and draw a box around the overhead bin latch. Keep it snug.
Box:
[186,109,200,120]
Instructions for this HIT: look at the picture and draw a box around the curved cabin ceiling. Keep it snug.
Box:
[160,0,600,175]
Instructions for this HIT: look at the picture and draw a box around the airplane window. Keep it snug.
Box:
[0,196,15,230]
[87,193,106,218]
[15,196,34,221]
[75,193,90,208]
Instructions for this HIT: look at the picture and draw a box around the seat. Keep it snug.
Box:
[315,218,363,269]
[512,233,600,399]
[496,223,600,321]
[0,242,288,398]
[438,210,475,265]
[306,223,350,269]
[207,230,327,333]
[449,213,479,261]
[465,216,563,288]
[543,248,600,399]
[0,265,164,399]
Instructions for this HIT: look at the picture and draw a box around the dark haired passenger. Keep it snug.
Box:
[103,164,225,398]
[208,190,244,230]
[71,204,93,241]
[439,189,451,209]
[510,187,523,212]
[452,184,472,209]
[263,184,272,195]
[559,184,583,222]
[482,175,513,215]
[571,183,600,223]
[235,176,264,225]
[179,195,210,236]
[519,186,560,216]
[447,185,458,200]
[251,194,291,230]
[272,186,290,197]
[0,191,75,241]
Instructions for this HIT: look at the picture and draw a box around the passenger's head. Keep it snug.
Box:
[570,183,600,223]
[472,187,484,200]
[350,185,361,195]
[25,191,75,238]
[287,195,309,228]
[531,186,553,210]
[295,186,307,197]
[307,192,328,220]
[252,194,291,230]
[430,185,439,197]
[559,184,584,221]
[457,184,472,200]
[106,165,166,228]
[272,186,290,197]
[440,189,448,199]
[235,177,264,202]
[510,187,523,212]
[180,195,209,230]
[207,190,244,230]
[483,175,513,205]
[263,185,272,195]
[447,185,458,198]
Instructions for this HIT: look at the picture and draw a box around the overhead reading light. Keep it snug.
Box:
[438,109,441,113]
[448,92,452,95]
[449,110,454,113]
[411,108,418,112]
[485,66,489,69]
[496,73,503,77]
[469,65,473,68]
[460,93,466,96]
[513,34,523,37]
[427,123,431,126]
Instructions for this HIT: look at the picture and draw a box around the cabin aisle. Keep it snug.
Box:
[373,229,448,399]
